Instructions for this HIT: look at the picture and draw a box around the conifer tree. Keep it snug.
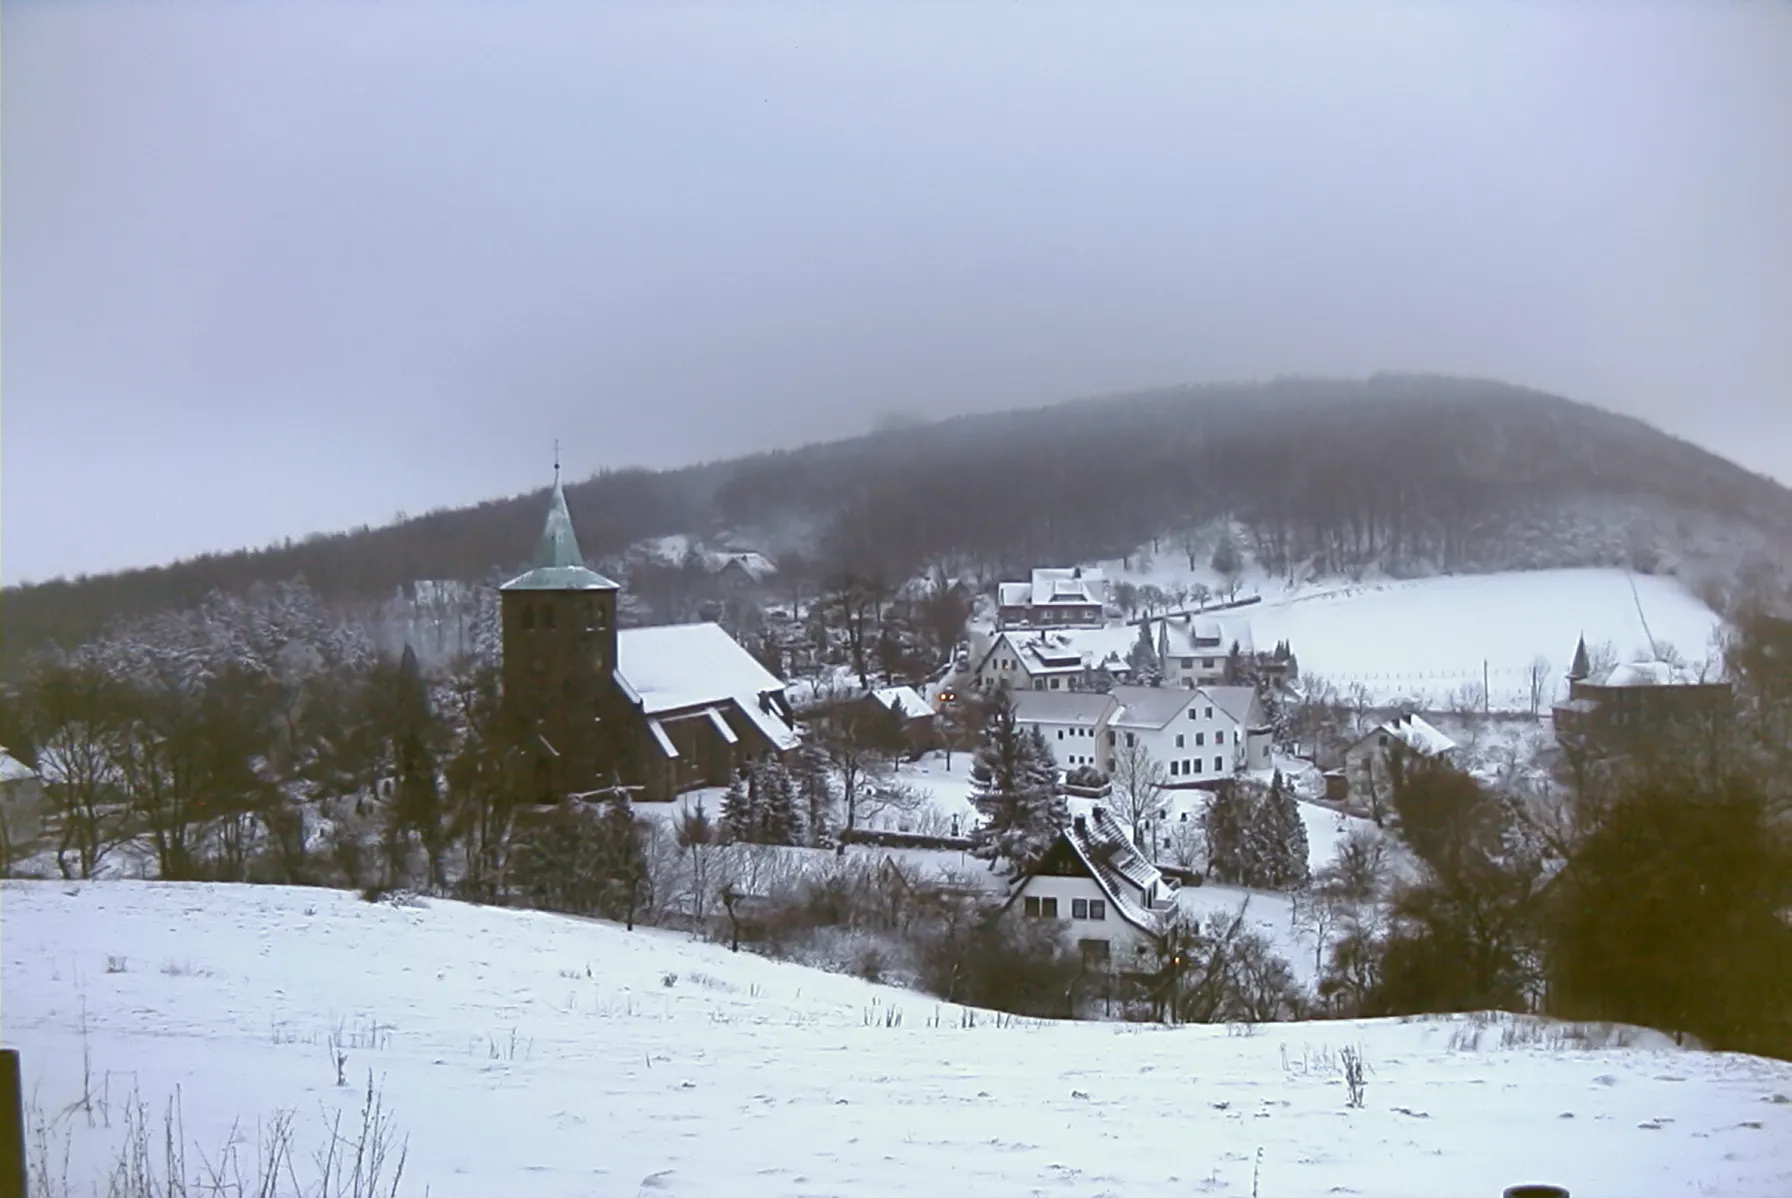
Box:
[1127,620,1163,686]
[754,758,803,845]
[721,771,755,843]
[968,686,1067,873]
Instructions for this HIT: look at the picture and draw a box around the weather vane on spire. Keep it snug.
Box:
[553,438,561,486]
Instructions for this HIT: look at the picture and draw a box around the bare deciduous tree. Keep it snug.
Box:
[1525,655,1553,719]
[1107,738,1166,847]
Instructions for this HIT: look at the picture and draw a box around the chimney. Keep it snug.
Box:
[1073,815,1087,835]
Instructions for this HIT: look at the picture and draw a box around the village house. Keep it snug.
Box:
[0,746,43,856]
[1105,684,1274,785]
[1137,613,1258,688]
[1012,691,1117,772]
[1552,635,1732,756]
[502,473,801,803]
[996,567,1109,630]
[1004,806,1175,974]
[1338,712,1457,810]
[972,627,1133,693]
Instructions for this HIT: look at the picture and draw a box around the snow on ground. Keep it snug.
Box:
[8,882,1790,1198]
[1243,568,1724,711]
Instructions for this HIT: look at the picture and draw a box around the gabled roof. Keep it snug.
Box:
[871,686,933,720]
[1011,690,1116,727]
[1594,661,1709,688]
[1108,685,1196,730]
[1009,807,1169,939]
[0,749,37,785]
[501,476,621,592]
[1202,685,1263,729]
[999,567,1108,609]
[1350,712,1456,758]
[978,627,1136,678]
[616,622,799,750]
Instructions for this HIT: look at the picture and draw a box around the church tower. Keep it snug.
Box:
[500,462,620,801]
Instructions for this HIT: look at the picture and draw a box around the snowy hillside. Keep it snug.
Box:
[1082,563,1726,711]
[9,882,1791,1198]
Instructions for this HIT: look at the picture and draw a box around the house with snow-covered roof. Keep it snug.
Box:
[972,627,1135,693]
[1340,712,1457,811]
[996,567,1109,630]
[1104,684,1273,785]
[0,746,44,851]
[501,469,800,804]
[1134,612,1258,688]
[1012,691,1117,772]
[1552,635,1732,755]
[1004,806,1175,973]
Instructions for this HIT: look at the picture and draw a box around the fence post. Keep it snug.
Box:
[0,1048,25,1198]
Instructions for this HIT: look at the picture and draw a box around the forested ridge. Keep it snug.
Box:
[6,374,1789,675]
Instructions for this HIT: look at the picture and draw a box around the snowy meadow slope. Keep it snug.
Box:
[7,882,1791,1198]
[1088,564,1726,711]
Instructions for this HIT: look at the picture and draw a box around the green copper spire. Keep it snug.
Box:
[500,453,620,592]
[534,476,585,569]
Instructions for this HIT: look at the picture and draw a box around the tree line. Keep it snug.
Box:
[10,374,1789,679]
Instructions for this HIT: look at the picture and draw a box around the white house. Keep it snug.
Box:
[1011,691,1117,771]
[996,567,1110,630]
[1136,613,1257,688]
[1005,806,1174,973]
[1341,713,1457,812]
[1104,684,1273,784]
[972,627,1134,693]
[0,746,43,854]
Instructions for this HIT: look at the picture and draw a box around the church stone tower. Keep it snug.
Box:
[500,469,619,801]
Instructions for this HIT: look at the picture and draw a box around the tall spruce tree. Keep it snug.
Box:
[754,758,802,845]
[721,771,755,843]
[1128,620,1163,686]
[968,686,1067,873]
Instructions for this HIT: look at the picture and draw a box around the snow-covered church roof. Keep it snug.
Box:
[616,623,799,751]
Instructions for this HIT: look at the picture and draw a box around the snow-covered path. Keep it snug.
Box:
[6,882,1789,1197]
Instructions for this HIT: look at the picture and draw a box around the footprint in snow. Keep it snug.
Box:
[638,1170,676,1191]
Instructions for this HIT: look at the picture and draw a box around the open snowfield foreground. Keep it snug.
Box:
[7,883,1791,1198]
[1242,569,1726,710]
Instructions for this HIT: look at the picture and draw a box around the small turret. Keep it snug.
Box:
[1568,635,1591,683]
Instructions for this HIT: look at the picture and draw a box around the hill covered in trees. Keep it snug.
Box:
[6,374,1790,674]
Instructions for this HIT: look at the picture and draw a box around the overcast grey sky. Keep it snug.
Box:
[5,0,1790,584]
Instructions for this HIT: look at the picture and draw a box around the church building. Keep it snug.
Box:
[500,473,801,802]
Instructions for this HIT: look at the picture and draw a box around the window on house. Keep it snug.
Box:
[1034,679,1046,690]
[1205,706,1214,719]
[1214,756,1223,772]
[1040,897,1059,918]
[1196,732,1205,746]
[1024,896,1041,917]
[543,605,557,631]
[1050,678,1061,690]
[1126,732,1135,747]
[1057,729,1065,739]
[1188,709,1197,720]
[1216,731,1226,745]
[1179,812,1189,822]
[1182,759,1191,774]
[520,604,535,631]
[1087,900,1106,921]
[1169,760,1179,776]
[1175,734,1185,748]
[1204,658,1216,669]
[1071,898,1089,919]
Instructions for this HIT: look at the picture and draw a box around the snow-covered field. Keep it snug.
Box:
[1246,568,1725,710]
[8,882,1789,1198]
[1078,563,1726,712]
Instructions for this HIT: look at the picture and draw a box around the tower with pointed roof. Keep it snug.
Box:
[1567,635,1591,684]
[500,465,621,801]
